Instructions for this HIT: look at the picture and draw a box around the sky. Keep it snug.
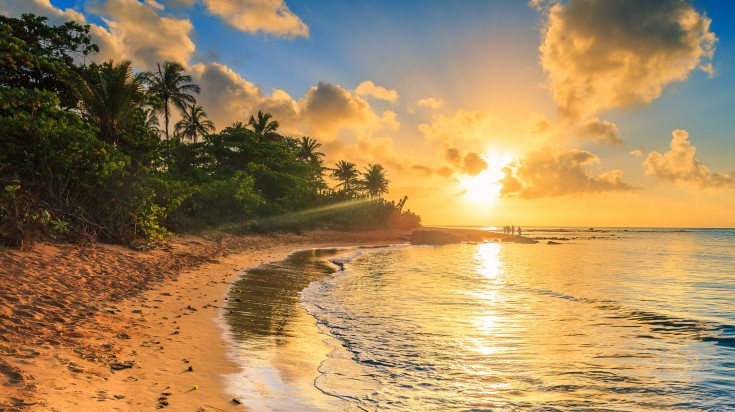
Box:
[2,0,735,227]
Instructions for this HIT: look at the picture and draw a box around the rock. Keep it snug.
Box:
[547,241,561,245]
[410,230,463,245]
[109,361,134,370]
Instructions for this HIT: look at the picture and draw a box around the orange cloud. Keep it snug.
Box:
[500,147,635,198]
[419,109,497,147]
[644,130,735,189]
[89,0,195,69]
[202,0,308,38]
[443,148,488,177]
[407,97,444,113]
[189,64,391,139]
[0,0,85,24]
[355,81,399,102]
[300,81,377,137]
[539,0,716,120]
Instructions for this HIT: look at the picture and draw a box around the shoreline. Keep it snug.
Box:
[0,229,406,411]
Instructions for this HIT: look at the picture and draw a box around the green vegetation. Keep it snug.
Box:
[0,14,420,249]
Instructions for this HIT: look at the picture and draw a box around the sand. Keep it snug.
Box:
[0,229,406,411]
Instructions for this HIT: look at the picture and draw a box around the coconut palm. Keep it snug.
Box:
[295,136,325,165]
[144,61,200,140]
[331,160,358,195]
[72,60,147,145]
[174,103,215,142]
[360,164,390,199]
[247,110,279,139]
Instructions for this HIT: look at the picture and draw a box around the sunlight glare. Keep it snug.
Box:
[459,152,513,206]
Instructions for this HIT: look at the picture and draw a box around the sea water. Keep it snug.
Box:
[226,228,735,411]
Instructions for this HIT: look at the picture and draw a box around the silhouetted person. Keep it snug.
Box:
[518,226,522,237]
[511,225,514,236]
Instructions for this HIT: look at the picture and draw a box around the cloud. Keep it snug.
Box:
[576,117,623,145]
[380,110,400,131]
[538,0,716,121]
[144,0,165,10]
[436,167,455,178]
[188,65,396,140]
[89,0,195,69]
[443,148,488,177]
[300,81,380,137]
[164,0,196,6]
[355,80,398,102]
[630,149,644,157]
[500,146,635,198]
[407,97,444,113]
[202,0,308,38]
[0,0,131,66]
[419,109,497,147]
[527,112,553,135]
[1,0,195,69]
[0,0,85,24]
[411,165,434,176]
[644,129,735,188]
[189,62,264,129]
[321,134,408,174]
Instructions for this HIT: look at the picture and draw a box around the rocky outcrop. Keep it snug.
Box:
[410,230,464,245]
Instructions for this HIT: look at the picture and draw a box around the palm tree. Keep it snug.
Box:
[295,136,325,164]
[174,103,215,142]
[229,121,246,130]
[331,160,358,195]
[360,164,390,199]
[72,60,147,145]
[144,61,200,140]
[247,110,279,139]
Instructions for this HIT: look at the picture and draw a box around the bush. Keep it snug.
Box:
[172,171,264,228]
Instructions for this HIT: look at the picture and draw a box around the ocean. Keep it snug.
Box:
[223,228,735,411]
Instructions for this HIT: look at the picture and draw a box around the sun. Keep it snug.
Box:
[459,151,512,205]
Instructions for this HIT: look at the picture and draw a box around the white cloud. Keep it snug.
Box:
[202,0,308,38]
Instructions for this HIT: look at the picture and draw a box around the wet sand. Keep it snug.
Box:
[0,229,405,411]
[223,248,370,410]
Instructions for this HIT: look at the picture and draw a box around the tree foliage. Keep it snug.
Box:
[0,14,421,249]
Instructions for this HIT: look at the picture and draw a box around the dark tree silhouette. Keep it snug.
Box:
[248,110,280,139]
[174,103,215,142]
[360,163,390,199]
[295,136,325,165]
[331,160,358,195]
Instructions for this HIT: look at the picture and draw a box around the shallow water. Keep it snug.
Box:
[227,229,735,411]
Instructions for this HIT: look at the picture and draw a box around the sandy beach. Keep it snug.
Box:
[0,229,405,411]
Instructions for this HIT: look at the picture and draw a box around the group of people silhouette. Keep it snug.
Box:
[503,225,522,237]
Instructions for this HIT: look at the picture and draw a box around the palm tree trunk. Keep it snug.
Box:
[164,101,170,141]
